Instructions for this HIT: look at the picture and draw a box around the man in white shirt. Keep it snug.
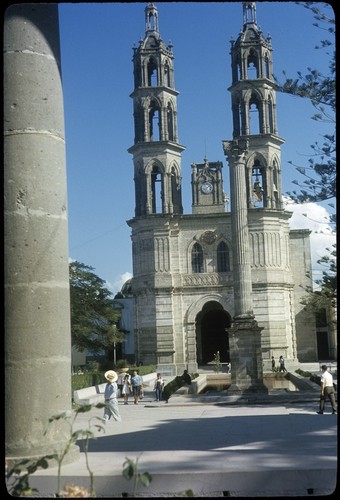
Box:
[317,365,337,414]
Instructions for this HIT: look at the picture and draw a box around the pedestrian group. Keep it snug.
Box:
[102,361,337,426]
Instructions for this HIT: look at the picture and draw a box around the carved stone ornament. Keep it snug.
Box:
[200,231,217,244]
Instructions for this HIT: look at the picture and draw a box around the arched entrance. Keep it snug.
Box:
[196,301,232,364]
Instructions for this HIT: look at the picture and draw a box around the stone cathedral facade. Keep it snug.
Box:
[121,2,318,375]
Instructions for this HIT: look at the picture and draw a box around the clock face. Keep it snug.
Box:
[201,181,213,194]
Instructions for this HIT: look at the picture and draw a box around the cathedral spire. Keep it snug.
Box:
[129,3,185,217]
[243,2,257,27]
[145,3,159,33]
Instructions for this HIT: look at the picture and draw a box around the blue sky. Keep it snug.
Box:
[58,2,335,294]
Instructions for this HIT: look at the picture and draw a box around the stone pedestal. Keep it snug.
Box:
[227,316,268,394]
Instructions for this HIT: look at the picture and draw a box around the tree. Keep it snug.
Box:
[302,244,337,309]
[275,2,335,212]
[274,3,336,317]
[69,261,125,359]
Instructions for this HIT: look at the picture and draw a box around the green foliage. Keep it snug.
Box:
[295,368,321,385]
[162,372,197,401]
[6,457,51,497]
[162,375,184,401]
[6,404,105,497]
[44,405,105,496]
[300,244,336,319]
[128,365,156,377]
[6,403,196,497]
[115,359,130,369]
[87,360,100,372]
[122,456,152,497]
[69,261,125,357]
[274,3,336,319]
[72,372,105,393]
[274,2,335,207]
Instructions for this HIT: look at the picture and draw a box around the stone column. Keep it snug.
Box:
[227,142,253,319]
[223,139,267,393]
[4,4,79,463]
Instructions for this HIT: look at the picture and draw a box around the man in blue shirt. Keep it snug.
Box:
[131,370,143,405]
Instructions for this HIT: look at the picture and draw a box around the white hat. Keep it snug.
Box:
[105,370,118,382]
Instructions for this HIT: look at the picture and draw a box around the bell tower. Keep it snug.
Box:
[229,1,284,209]
[128,3,185,216]
[222,1,292,393]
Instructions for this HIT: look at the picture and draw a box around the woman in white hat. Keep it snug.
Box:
[103,370,121,423]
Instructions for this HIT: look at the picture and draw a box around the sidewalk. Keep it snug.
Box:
[28,387,337,497]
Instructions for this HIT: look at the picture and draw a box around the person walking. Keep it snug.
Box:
[117,371,125,398]
[317,365,337,414]
[131,369,143,405]
[102,370,121,424]
[154,373,164,402]
[271,356,276,371]
[122,373,131,405]
[279,355,287,373]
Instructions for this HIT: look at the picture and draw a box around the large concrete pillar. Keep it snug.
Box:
[223,139,267,393]
[4,4,79,463]
[226,139,253,319]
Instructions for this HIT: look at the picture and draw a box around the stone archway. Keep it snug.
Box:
[196,301,232,364]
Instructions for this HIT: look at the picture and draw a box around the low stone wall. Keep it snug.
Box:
[73,383,106,405]
[191,373,230,394]
[263,373,298,391]
[74,373,158,405]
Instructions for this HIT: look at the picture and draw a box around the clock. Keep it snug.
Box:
[201,181,213,194]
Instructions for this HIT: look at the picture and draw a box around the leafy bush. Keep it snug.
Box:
[115,359,130,369]
[127,365,156,377]
[72,372,105,393]
[87,360,100,372]
[162,372,199,401]
[295,369,321,385]
[162,376,184,401]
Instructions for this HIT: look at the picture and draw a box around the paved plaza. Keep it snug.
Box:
[28,385,337,498]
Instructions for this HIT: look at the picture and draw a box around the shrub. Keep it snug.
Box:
[115,359,129,369]
[295,369,321,386]
[87,360,100,372]
[71,372,105,394]
[127,365,156,377]
[162,376,183,401]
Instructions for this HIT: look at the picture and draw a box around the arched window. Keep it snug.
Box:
[149,102,161,141]
[167,103,174,141]
[264,56,270,78]
[147,58,158,86]
[192,243,204,273]
[247,49,259,79]
[268,95,274,133]
[171,166,180,211]
[217,241,230,272]
[151,165,163,213]
[249,93,261,135]
[164,63,171,87]
[237,58,242,81]
[252,161,265,207]
[273,159,279,208]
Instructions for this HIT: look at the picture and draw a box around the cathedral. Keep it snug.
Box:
[117,2,318,379]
